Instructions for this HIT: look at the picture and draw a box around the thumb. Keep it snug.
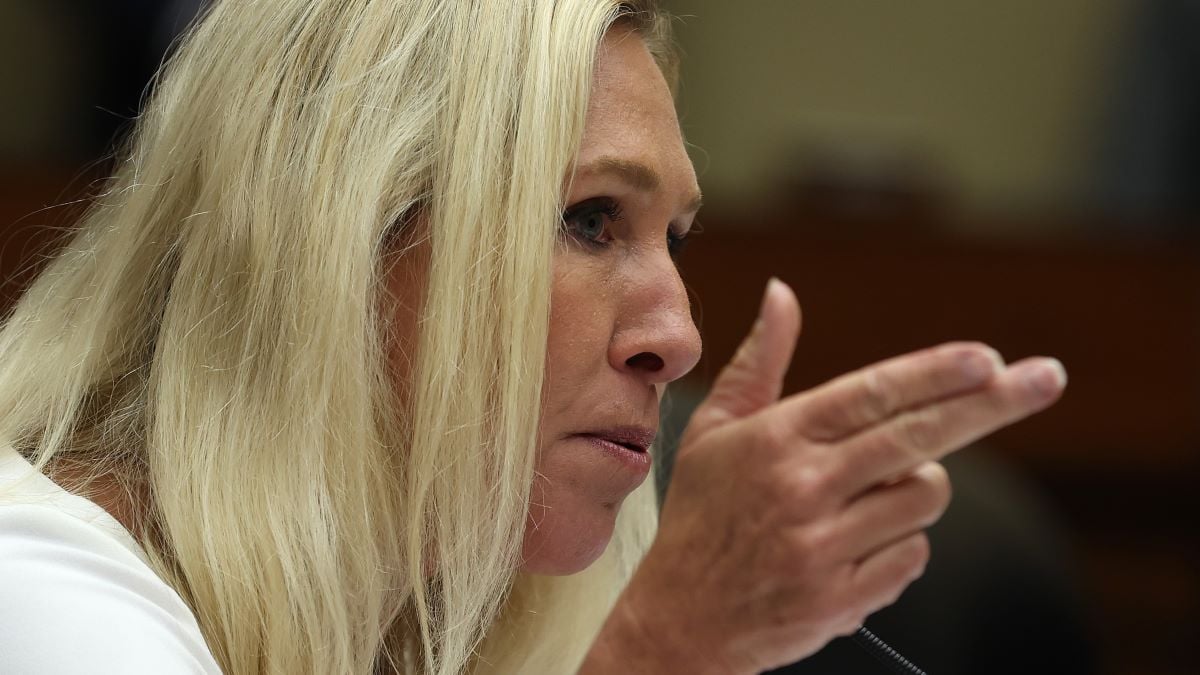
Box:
[685,278,801,442]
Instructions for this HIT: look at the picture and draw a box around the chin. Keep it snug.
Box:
[519,503,620,575]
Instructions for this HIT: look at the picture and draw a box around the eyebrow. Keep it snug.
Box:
[577,157,704,213]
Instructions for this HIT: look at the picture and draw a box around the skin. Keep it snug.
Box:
[568,31,1067,675]
[52,24,1065,674]
[520,26,704,575]
[399,25,1068,672]
[385,25,702,575]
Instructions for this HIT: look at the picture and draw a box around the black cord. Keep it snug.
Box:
[852,626,928,675]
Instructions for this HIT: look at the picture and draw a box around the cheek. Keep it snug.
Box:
[540,252,617,421]
[522,252,624,575]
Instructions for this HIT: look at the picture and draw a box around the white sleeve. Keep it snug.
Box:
[0,504,223,674]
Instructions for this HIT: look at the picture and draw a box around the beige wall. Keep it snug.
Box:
[663,0,1135,219]
[1,1,1137,220]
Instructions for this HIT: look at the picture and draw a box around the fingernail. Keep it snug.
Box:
[960,350,1001,384]
[732,282,775,363]
[750,278,782,337]
[1025,358,1067,397]
[763,277,782,309]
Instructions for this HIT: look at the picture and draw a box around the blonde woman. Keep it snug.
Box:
[0,1,1066,673]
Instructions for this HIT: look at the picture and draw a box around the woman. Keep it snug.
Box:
[0,1,1066,673]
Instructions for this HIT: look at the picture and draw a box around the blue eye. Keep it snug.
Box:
[561,197,622,247]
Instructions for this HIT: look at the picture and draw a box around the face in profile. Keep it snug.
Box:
[386,25,702,576]
[521,26,703,575]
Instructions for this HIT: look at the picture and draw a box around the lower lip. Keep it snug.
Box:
[574,434,653,475]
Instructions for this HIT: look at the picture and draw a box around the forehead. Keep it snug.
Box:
[576,27,698,190]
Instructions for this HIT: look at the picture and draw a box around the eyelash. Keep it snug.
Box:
[560,197,691,258]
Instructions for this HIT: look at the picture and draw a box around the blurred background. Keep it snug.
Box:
[1,1,1197,674]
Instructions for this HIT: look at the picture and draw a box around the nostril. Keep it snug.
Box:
[625,352,664,373]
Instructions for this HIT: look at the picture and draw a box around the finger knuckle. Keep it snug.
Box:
[798,520,838,558]
[883,579,909,609]
[925,463,953,514]
[864,583,905,617]
[923,460,951,490]
[785,463,835,512]
[833,592,877,633]
[778,534,822,584]
[757,412,793,455]
[904,533,931,575]
[907,465,951,524]
[896,408,943,453]
[939,340,989,364]
[831,615,863,639]
[809,590,851,627]
[861,368,898,420]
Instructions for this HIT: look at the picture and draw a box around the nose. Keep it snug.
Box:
[609,254,703,386]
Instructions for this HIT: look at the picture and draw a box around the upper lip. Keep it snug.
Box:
[575,426,657,453]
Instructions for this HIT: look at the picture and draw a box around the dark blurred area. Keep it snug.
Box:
[1,2,1197,675]
[0,0,207,306]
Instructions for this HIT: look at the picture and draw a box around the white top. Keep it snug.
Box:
[0,447,223,674]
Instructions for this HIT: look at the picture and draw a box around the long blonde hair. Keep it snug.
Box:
[0,1,677,673]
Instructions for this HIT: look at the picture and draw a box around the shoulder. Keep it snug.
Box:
[0,473,223,673]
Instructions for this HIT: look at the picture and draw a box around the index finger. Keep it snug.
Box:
[830,356,1067,496]
[779,342,1006,443]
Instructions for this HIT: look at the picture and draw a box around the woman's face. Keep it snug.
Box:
[386,27,701,576]
[523,27,702,574]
